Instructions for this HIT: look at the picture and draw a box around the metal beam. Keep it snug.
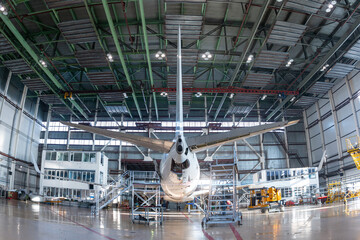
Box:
[0,14,88,120]
[266,16,360,121]
[102,0,143,120]
[213,0,271,120]
[138,0,159,120]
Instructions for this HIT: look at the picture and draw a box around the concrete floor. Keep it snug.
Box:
[1,199,360,240]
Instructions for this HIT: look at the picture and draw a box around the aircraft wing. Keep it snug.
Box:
[186,120,299,153]
[60,121,174,153]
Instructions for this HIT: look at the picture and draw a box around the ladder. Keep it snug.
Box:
[92,171,131,215]
[202,163,242,228]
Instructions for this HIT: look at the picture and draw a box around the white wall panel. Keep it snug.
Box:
[320,102,331,116]
[322,115,334,130]
[310,134,322,150]
[325,141,338,157]
[333,84,348,106]
[306,105,316,116]
[324,126,336,144]
[312,148,323,164]
[0,102,15,125]
[309,124,320,138]
[339,116,355,137]
[308,111,318,124]
[336,105,352,121]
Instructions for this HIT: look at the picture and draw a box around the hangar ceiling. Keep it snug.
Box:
[0,0,360,123]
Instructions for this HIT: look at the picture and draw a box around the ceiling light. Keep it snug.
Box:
[39,59,47,68]
[261,95,267,100]
[286,59,294,67]
[276,0,283,2]
[229,93,234,99]
[107,53,114,62]
[331,1,337,5]
[290,96,296,102]
[320,64,329,72]
[326,8,331,12]
[328,4,334,8]
[0,5,5,12]
[246,54,254,64]
[195,92,202,97]
[160,92,168,97]
[156,51,165,60]
[202,51,212,60]
[123,93,128,99]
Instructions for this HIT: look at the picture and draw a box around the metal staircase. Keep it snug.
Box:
[92,171,131,215]
[202,163,242,228]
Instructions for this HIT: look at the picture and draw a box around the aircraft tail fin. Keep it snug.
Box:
[175,25,183,137]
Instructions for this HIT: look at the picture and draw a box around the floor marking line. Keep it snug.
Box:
[49,207,116,240]
[202,229,215,240]
[229,223,243,240]
[181,212,193,223]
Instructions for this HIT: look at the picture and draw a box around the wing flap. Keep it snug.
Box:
[60,121,174,153]
[186,120,299,152]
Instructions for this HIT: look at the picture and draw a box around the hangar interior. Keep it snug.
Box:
[0,0,360,239]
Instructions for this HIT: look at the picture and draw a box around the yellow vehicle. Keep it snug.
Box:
[248,187,284,213]
[345,136,360,170]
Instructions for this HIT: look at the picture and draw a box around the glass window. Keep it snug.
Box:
[271,171,275,180]
[82,172,87,181]
[60,171,63,178]
[46,152,52,160]
[101,154,104,166]
[266,171,270,181]
[64,171,68,178]
[90,153,96,163]
[100,172,103,184]
[90,172,95,182]
[51,152,56,161]
[83,153,90,162]
[74,153,82,162]
[275,171,279,180]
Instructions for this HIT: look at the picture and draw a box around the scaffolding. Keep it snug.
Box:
[346,136,360,170]
[326,181,344,203]
[130,171,163,225]
[202,163,242,228]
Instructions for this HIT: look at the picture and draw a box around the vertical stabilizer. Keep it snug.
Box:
[175,25,183,136]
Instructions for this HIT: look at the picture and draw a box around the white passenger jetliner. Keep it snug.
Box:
[61,26,299,202]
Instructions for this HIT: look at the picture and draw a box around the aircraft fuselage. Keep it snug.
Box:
[159,135,200,202]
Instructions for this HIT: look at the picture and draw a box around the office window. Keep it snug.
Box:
[90,153,96,163]
[100,172,103,184]
[73,153,82,162]
[46,152,56,161]
[266,171,270,181]
[83,153,90,162]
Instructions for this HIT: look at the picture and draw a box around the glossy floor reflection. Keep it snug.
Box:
[1,198,360,240]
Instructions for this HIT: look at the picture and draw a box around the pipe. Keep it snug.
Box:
[102,0,143,120]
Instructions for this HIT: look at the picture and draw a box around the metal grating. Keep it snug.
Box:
[87,71,116,86]
[227,105,252,115]
[39,95,61,105]
[3,59,33,74]
[267,21,307,47]
[75,49,108,68]
[45,0,83,8]
[344,39,360,60]
[0,34,15,54]
[324,63,355,79]
[167,74,194,102]
[99,92,124,103]
[243,72,273,88]
[165,15,203,40]
[52,106,72,115]
[166,49,198,66]
[294,96,318,108]
[285,0,324,14]
[253,50,289,69]
[307,81,334,94]
[104,105,128,114]
[58,19,98,44]
[233,94,260,104]
[21,78,49,92]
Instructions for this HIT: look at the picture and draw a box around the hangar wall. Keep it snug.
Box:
[304,70,360,187]
[0,68,43,192]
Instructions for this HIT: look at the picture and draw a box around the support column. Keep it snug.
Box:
[9,86,28,189]
[345,76,360,136]
[328,90,344,176]
[26,167,30,192]
[92,98,99,151]
[43,105,52,149]
[118,114,124,171]
[315,102,326,152]
[257,102,265,169]
[303,111,313,166]
[282,116,290,168]
[66,114,73,150]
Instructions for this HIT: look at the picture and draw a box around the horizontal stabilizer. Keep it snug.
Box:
[186,120,299,152]
[60,121,174,153]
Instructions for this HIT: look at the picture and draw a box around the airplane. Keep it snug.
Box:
[61,26,299,202]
